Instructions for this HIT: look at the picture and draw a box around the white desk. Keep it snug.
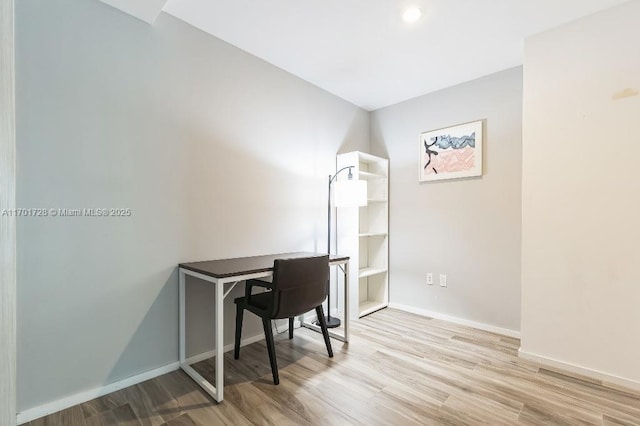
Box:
[178,252,350,402]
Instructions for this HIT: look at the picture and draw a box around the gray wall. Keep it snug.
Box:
[16,0,368,411]
[370,68,522,333]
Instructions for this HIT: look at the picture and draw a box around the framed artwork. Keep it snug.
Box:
[419,120,483,182]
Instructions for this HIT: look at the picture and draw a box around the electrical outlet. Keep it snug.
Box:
[439,274,447,287]
[427,273,433,285]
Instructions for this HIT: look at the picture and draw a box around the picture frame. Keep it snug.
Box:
[419,120,483,182]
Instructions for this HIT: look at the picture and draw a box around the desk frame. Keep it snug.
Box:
[178,257,349,403]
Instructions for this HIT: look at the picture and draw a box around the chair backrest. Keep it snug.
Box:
[269,255,329,319]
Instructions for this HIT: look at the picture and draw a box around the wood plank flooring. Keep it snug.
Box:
[29,309,640,425]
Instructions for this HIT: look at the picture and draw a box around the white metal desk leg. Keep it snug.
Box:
[343,260,349,342]
[179,269,186,364]
[215,279,224,402]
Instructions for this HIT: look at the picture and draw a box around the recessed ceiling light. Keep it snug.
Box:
[402,6,423,23]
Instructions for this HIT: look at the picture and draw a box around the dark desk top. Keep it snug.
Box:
[179,252,349,279]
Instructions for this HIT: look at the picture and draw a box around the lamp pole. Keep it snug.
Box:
[322,166,354,328]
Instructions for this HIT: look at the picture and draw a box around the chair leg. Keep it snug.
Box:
[289,317,294,339]
[234,303,244,360]
[262,318,279,385]
[315,305,334,358]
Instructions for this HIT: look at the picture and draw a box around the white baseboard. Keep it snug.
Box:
[518,349,640,392]
[16,332,269,425]
[388,303,521,339]
[387,304,639,392]
[17,317,332,424]
[16,362,179,425]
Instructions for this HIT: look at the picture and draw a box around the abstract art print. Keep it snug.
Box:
[419,120,483,182]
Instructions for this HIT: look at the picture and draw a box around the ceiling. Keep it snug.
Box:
[161,0,628,111]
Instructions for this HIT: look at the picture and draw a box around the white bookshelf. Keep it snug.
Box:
[336,151,389,319]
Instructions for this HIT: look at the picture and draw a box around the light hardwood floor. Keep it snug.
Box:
[30,309,640,425]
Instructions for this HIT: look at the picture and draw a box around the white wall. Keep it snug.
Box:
[521,0,640,386]
[370,68,523,334]
[16,0,368,412]
[1,0,17,424]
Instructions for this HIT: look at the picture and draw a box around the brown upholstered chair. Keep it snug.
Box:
[233,255,333,385]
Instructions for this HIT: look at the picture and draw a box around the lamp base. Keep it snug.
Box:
[316,316,341,329]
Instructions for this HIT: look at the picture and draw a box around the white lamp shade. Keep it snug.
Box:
[334,179,367,207]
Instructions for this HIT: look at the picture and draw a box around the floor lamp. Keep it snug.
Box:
[320,166,367,328]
